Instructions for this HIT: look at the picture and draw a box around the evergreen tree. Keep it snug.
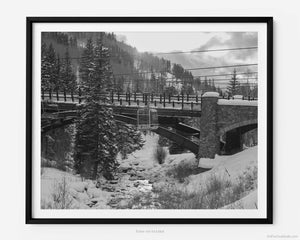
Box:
[75,37,118,179]
[164,85,178,96]
[204,77,209,92]
[150,72,157,93]
[212,79,216,91]
[227,69,241,97]
[216,86,223,96]
[134,76,141,93]
[75,37,144,179]
[61,48,76,91]
[116,123,144,159]
[79,38,94,88]
[75,103,118,179]
[55,54,61,90]
[47,44,59,89]
[41,43,60,90]
[41,125,75,171]
[41,42,50,90]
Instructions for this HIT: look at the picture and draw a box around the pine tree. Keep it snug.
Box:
[61,48,76,92]
[75,37,145,180]
[47,44,58,89]
[41,42,49,90]
[204,77,209,92]
[150,72,156,93]
[41,43,59,90]
[55,54,61,90]
[227,69,241,97]
[79,38,94,89]
[116,123,144,159]
[217,86,223,96]
[75,37,119,179]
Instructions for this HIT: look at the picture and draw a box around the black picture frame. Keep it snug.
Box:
[26,16,273,224]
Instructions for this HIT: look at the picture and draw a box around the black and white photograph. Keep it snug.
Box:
[26,18,272,223]
[5,0,300,237]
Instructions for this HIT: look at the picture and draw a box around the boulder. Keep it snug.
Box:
[118,199,129,208]
[137,175,146,180]
[136,167,145,172]
[69,188,79,198]
[129,176,138,181]
[118,166,133,173]
[74,192,90,203]
[102,186,115,192]
[87,188,105,198]
[109,180,118,184]
[69,181,88,193]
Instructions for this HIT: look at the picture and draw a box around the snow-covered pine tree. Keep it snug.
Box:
[75,36,145,180]
[61,48,77,92]
[150,71,156,93]
[55,54,61,90]
[227,68,241,97]
[79,38,94,91]
[75,37,119,179]
[41,42,50,90]
[47,44,59,90]
[116,123,144,159]
[41,43,59,91]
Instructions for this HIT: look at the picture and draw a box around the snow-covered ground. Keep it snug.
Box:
[186,146,258,209]
[41,168,112,209]
[222,190,258,209]
[197,146,257,179]
[218,98,258,106]
[41,134,257,209]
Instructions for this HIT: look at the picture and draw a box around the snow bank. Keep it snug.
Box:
[187,146,258,192]
[69,182,88,193]
[222,190,258,209]
[202,92,219,98]
[218,99,258,106]
[87,188,109,199]
[233,95,243,99]
[41,167,111,209]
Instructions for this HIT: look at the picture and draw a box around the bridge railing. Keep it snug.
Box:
[41,88,84,103]
[41,88,257,111]
[219,95,258,101]
[41,88,203,111]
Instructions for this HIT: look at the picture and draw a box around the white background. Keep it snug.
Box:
[32,22,267,219]
[0,0,299,239]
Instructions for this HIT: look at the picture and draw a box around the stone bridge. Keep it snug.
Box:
[198,92,257,159]
[41,91,257,159]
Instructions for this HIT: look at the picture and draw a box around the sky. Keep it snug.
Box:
[115,32,231,53]
[115,32,258,87]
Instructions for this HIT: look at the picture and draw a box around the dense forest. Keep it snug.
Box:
[41,31,258,98]
[42,31,251,96]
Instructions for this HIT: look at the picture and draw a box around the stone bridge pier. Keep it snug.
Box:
[198,92,258,159]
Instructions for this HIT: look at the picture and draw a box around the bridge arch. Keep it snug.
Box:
[218,119,258,136]
[198,92,258,159]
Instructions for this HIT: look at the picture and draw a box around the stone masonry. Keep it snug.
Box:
[198,92,258,159]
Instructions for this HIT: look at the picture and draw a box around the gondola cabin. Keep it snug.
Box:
[137,108,158,130]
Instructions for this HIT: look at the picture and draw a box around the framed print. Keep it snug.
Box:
[26,17,273,224]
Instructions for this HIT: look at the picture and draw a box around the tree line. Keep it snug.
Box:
[41,42,77,91]
[42,37,144,180]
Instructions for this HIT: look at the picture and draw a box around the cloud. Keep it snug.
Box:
[157,32,258,77]
[197,32,258,61]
